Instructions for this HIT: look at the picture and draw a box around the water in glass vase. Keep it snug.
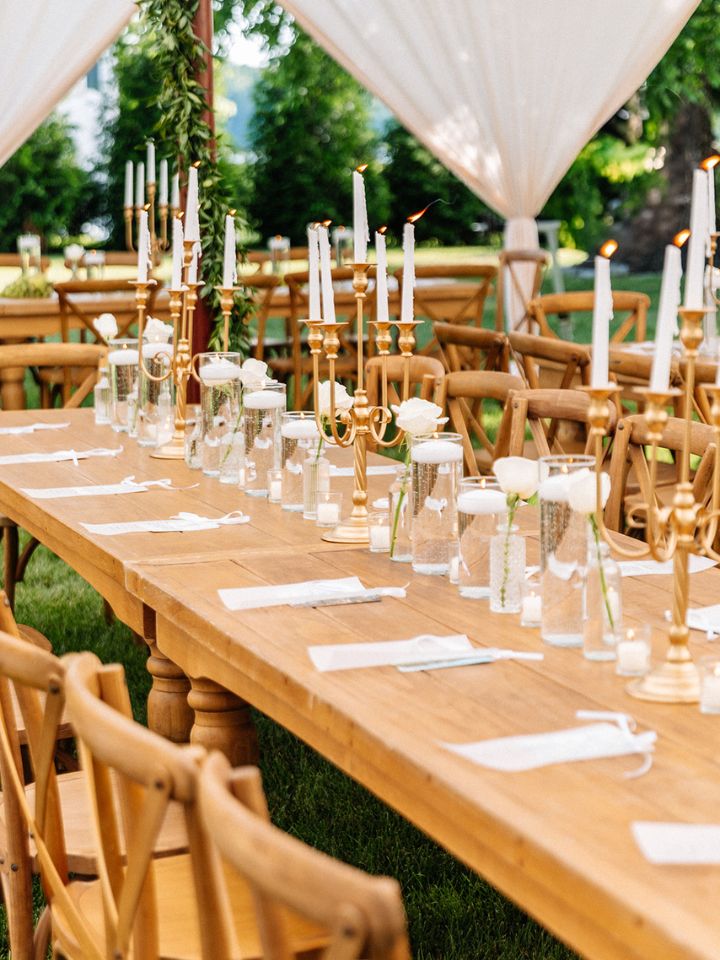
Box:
[410,435,463,575]
[281,413,320,512]
[243,384,286,496]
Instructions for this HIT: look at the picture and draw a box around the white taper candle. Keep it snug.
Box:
[590,255,613,389]
[135,161,145,208]
[318,224,336,323]
[159,160,168,206]
[375,229,389,324]
[124,161,133,208]
[307,225,321,320]
[222,213,236,288]
[400,221,415,324]
[185,165,200,243]
[650,243,682,392]
[685,169,709,310]
[353,167,369,263]
[137,209,151,283]
[146,141,156,184]
[171,217,183,290]
[171,172,180,211]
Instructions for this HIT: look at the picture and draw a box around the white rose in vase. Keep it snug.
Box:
[239,358,268,390]
[568,468,611,515]
[93,313,118,340]
[492,456,540,501]
[391,397,448,437]
[143,317,174,343]
[318,380,353,418]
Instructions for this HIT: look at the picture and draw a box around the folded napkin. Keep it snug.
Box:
[0,447,123,467]
[20,475,184,500]
[82,510,249,536]
[685,604,720,638]
[619,556,716,577]
[219,576,406,612]
[443,711,656,777]
[0,422,69,436]
[632,822,720,865]
[309,633,473,672]
[329,465,397,477]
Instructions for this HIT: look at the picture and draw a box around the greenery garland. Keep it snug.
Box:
[140,0,252,354]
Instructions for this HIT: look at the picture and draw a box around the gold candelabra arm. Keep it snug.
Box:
[124,207,135,252]
[215,285,237,353]
[130,279,171,384]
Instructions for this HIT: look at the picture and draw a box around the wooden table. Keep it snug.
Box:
[2,410,720,960]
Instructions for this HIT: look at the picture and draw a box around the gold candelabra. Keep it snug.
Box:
[215,285,238,353]
[132,239,199,460]
[125,181,176,257]
[305,264,421,543]
[587,306,720,703]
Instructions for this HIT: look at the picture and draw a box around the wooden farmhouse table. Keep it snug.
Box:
[1,410,720,960]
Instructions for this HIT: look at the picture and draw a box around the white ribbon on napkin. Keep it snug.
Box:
[0,421,70,436]
[81,510,250,536]
[329,465,397,477]
[619,556,716,577]
[309,633,473,672]
[0,447,123,466]
[632,822,720,865]
[219,576,406,611]
[443,711,656,777]
[20,475,188,500]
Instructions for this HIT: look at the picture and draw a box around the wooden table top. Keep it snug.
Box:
[1,410,720,960]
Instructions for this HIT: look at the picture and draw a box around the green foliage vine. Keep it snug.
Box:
[140,0,251,353]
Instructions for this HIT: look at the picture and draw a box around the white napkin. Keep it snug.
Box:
[219,576,405,611]
[0,447,123,466]
[82,510,249,536]
[619,556,716,577]
[686,604,720,638]
[443,712,656,776]
[20,476,181,500]
[309,634,473,672]
[632,822,720,865]
[329,465,397,477]
[0,422,69,436]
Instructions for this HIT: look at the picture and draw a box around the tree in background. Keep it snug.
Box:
[0,115,98,250]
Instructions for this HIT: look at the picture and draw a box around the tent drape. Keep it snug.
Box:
[0,0,135,168]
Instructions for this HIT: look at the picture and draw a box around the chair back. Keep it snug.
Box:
[435,323,508,374]
[365,355,444,410]
[0,253,51,273]
[495,249,548,332]
[55,278,165,344]
[681,357,717,424]
[529,291,649,342]
[241,273,282,362]
[199,751,411,960]
[438,370,524,474]
[509,331,591,388]
[501,387,616,459]
[0,342,107,409]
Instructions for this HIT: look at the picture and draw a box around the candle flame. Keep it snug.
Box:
[143,203,150,212]
[321,219,332,228]
[275,234,282,240]
[407,203,432,223]
[229,209,236,217]
[627,628,635,641]
[599,239,618,259]
[191,160,201,168]
[377,225,388,235]
[701,154,720,171]
[355,163,368,173]
[674,229,690,248]
[177,211,184,221]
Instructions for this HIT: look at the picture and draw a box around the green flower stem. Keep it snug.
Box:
[589,513,615,631]
[315,416,327,462]
[390,444,411,559]
[500,493,519,608]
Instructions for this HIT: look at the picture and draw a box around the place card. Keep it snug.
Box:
[632,822,720,865]
[20,477,175,500]
[219,576,405,612]
[82,510,249,536]
[0,447,123,466]
[329,465,397,477]
[619,555,716,577]
[0,421,69,436]
[309,633,473,672]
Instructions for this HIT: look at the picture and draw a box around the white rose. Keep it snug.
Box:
[492,456,539,500]
[318,380,353,417]
[239,357,268,389]
[64,243,84,261]
[93,313,118,340]
[568,468,610,515]
[391,397,448,437]
[143,317,173,343]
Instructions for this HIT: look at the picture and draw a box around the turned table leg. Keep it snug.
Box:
[188,677,259,766]
[146,641,193,743]
[0,364,26,411]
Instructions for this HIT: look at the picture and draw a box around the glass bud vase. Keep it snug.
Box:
[539,454,595,647]
[303,455,330,520]
[457,477,504,599]
[489,522,525,613]
[136,342,174,448]
[583,538,622,661]
[389,463,412,563]
[410,433,463,575]
[243,382,287,496]
[93,363,111,425]
[108,338,139,434]
[281,412,320,512]
[198,352,242,478]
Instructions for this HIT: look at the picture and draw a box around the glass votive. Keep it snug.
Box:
[184,404,202,470]
[267,469,283,504]
[520,576,542,627]
[316,492,342,528]
[699,656,720,715]
[615,625,651,677]
[368,511,391,553]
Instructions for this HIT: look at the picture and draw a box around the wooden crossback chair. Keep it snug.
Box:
[57,651,374,960]
[438,370,523,474]
[242,273,283,361]
[434,322,508,375]
[609,347,684,418]
[0,343,108,609]
[495,249,548,332]
[395,264,497,358]
[55,278,164,345]
[604,415,717,535]
[0,253,51,273]
[365,355,444,409]
[681,357,716,424]
[509,331,591,390]
[528,291,650,343]
[199,751,411,960]
[0,638,187,960]
[500,388,617,459]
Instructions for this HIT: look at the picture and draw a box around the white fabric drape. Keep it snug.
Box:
[280,0,699,321]
[0,0,135,168]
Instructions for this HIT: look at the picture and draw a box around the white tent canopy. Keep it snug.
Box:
[0,0,135,169]
[280,0,699,322]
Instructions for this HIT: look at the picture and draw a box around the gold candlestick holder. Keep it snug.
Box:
[588,306,719,703]
[215,285,238,353]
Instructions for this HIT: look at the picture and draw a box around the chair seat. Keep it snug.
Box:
[53,853,327,959]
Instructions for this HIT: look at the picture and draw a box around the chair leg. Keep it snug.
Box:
[3,524,19,610]
[103,599,116,625]
[15,537,40,585]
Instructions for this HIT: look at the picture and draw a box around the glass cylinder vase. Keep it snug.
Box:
[281,412,321,512]
[410,433,463,575]
[136,342,174,448]
[243,382,287,496]
[93,361,111,426]
[389,462,412,563]
[198,352,242,478]
[303,455,330,520]
[108,338,139,434]
[490,522,525,613]
[457,477,506,599]
[539,455,595,647]
[583,538,622,661]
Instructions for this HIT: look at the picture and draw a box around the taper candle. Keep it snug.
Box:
[650,241,682,392]
[222,212,236,288]
[188,242,199,285]
[400,220,415,324]
[159,159,168,206]
[124,161,133,208]
[146,141,156,184]
[135,161,145,208]
[171,172,180,212]
[353,165,369,263]
[375,227,389,324]
[137,209,150,283]
[185,164,200,243]
[590,243,616,389]
[685,168,708,310]
[318,223,335,323]
[171,217,183,290]
[307,224,321,320]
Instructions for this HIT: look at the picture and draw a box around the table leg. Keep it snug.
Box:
[0,365,26,411]
[146,641,193,743]
[187,678,259,766]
